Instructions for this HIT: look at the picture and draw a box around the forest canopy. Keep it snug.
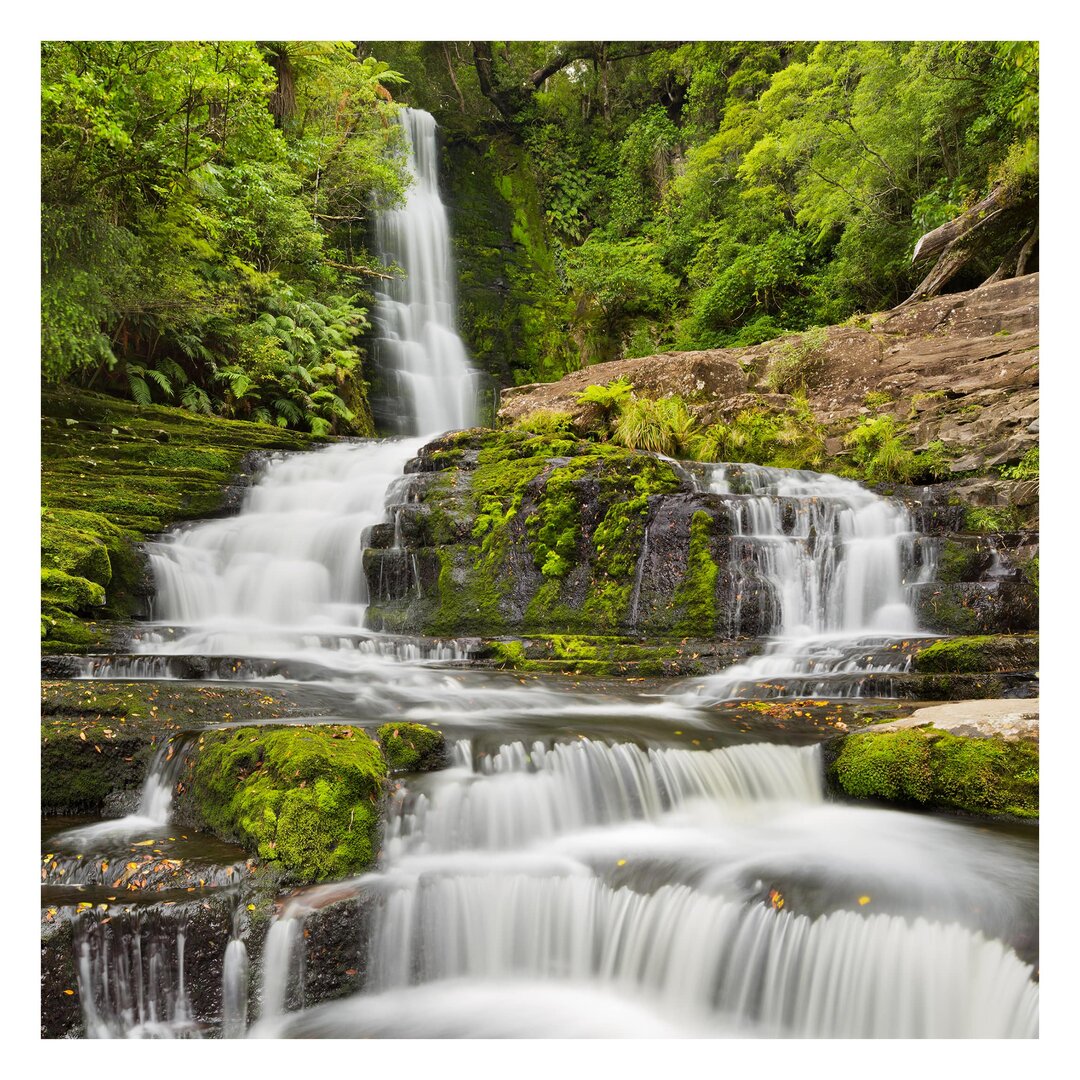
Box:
[41,40,1039,417]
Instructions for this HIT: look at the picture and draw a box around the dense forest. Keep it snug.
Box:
[41,40,1038,427]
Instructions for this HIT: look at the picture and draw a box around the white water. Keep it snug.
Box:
[373,108,480,435]
[677,462,936,703]
[254,738,1038,1038]
[136,438,424,666]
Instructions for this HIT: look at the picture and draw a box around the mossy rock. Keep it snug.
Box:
[365,427,684,637]
[185,725,387,884]
[828,728,1038,819]
[912,635,1038,674]
[377,722,446,772]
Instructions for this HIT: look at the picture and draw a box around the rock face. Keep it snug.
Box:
[363,427,1038,643]
[498,274,1039,486]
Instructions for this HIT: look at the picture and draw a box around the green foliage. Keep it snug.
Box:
[999,447,1039,481]
[613,395,697,456]
[844,415,917,483]
[575,377,634,434]
[693,394,826,470]
[513,409,576,436]
[41,41,401,434]
[965,505,1023,534]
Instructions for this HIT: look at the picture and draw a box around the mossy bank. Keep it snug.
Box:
[41,386,324,654]
[826,727,1038,820]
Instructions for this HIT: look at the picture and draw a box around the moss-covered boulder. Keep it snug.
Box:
[912,634,1038,674]
[185,725,387,883]
[827,728,1038,819]
[377,722,446,772]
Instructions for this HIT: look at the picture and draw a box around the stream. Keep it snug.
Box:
[43,108,1038,1040]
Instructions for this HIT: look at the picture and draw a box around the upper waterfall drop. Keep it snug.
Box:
[372,108,480,436]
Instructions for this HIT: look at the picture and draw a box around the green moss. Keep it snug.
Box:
[187,724,387,883]
[830,728,1038,819]
[935,539,981,584]
[377,722,446,772]
[446,136,577,384]
[831,729,934,802]
[673,511,719,634]
[913,635,1038,674]
[42,386,322,651]
[928,732,1039,818]
[423,428,680,636]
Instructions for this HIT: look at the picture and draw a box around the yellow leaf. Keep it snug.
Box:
[858,895,872,906]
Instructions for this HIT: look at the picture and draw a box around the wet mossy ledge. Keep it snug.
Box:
[40,681,330,815]
[41,386,323,654]
[825,727,1038,820]
[363,427,1039,644]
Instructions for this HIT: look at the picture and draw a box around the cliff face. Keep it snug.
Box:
[498,274,1039,490]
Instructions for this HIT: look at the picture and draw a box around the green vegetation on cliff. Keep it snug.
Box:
[367,40,1037,376]
[187,724,387,883]
[41,387,322,652]
[42,41,401,433]
[414,427,682,635]
[829,728,1038,819]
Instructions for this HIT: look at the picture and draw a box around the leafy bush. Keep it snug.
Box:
[1000,447,1039,481]
[844,415,917,483]
[575,377,634,435]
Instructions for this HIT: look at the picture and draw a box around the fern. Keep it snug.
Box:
[127,370,152,406]
[144,367,174,398]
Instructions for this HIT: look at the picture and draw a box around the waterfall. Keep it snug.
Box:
[254,736,1037,1039]
[54,735,190,848]
[675,462,937,703]
[131,438,425,666]
[372,108,479,435]
[75,912,200,1039]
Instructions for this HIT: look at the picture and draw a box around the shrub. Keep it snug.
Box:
[613,395,698,456]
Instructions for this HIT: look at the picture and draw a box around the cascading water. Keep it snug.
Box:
[132,439,426,668]
[253,738,1037,1038]
[49,108,1037,1041]
[675,462,937,703]
[372,108,480,435]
